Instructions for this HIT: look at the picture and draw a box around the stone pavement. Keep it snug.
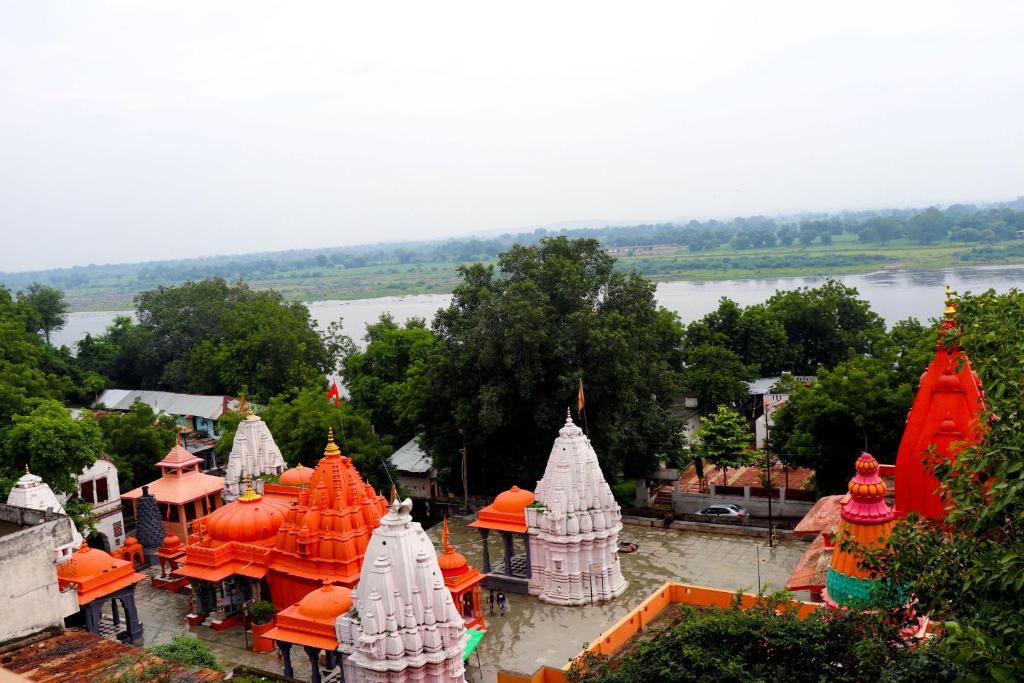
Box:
[428,517,806,682]
[118,519,804,683]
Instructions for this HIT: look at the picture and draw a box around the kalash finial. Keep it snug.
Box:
[324,427,341,457]
[239,474,261,502]
[944,284,957,320]
[25,463,30,475]
[246,405,257,420]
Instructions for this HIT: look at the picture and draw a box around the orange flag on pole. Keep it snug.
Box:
[577,378,585,415]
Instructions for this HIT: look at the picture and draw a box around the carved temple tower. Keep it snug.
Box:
[526,413,627,605]
[223,410,287,501]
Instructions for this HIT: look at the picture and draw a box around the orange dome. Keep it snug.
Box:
[161,533,182,550]
[279,463,314,486]
[296,582,353,620]
[492,485,535,513]
[58,541,124,581]
[205,490,290,544]
[438,546,469,575]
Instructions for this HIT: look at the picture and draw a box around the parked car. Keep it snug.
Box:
[695,504,748,523]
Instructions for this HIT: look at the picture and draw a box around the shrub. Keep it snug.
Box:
[149,634,221,672]
[611,481,636,507]
[248,599,276,625]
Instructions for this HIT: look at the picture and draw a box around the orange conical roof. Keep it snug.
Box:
[437,517,469,576]
[895,286,985,520]
[469,485,535,533]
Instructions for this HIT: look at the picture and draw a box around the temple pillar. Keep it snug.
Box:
[83,602,102,636]
[523,532,532,578]
[111,598,120,626]
[502,532,514,576]
[120,589,144,643]
[479,528,491,573]
[304,646,322,683]
[278,641,293,678]
[325,650,336,670]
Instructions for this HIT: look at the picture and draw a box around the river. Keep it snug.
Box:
[52,265,1024,350]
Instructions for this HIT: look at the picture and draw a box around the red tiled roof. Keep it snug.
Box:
[792,495,845,537]
[786,534,831,592]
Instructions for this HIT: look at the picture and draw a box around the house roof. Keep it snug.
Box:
[96,389,239,420]
[121,471,225,505]
[388,438,433,474]
[0,629,223,682]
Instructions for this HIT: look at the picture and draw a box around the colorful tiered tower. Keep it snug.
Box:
[526,412,627,605]
[267,429,390,609]
[437,518,487,631]
[823,453,896,608]
[894,286,985,520]
[336,498,468,683]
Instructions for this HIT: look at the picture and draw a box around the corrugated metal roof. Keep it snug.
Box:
[388,438,432,474]
[745,377,781,395]
[96,389,239,420]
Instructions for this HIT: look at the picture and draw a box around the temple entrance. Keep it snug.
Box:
[479,529,531,594]
[191,576,259,627]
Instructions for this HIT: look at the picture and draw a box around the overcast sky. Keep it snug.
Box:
[2,2,1023,272]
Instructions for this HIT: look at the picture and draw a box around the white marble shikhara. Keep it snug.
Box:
[526,414,628,605]
[222,411,286,501]
[7,468,83,561]
[336,498,468,683]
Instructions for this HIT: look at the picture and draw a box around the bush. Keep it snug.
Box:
[611,481,636,507]
[149,634,221,672]
[248,600,276,625]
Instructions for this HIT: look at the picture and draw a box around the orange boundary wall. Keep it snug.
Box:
[496,582,820,683]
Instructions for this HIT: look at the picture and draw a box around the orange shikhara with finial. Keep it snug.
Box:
[437,517,487,631]
[894,286,985,520]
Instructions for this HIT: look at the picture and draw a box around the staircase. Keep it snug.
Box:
[651,486,674,514]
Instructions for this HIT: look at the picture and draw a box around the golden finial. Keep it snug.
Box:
[324,428,341,457]
[246,406,257,420]
[239,478,261,502]
[25,464,30,475]
[566,406,571,420]
[944,284,956,319]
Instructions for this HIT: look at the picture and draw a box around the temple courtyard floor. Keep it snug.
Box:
[132,517,806,682]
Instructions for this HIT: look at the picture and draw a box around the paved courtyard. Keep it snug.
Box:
[122,517,805,682]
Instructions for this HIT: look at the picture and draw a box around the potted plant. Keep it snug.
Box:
[248,600,277,652]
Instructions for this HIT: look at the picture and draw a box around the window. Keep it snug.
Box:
[95,478,109,503]
[80,479,94,503]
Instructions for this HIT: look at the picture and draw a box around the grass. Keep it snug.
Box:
[34,237,1023,312]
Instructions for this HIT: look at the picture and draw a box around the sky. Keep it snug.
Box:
[1,1,1023,272]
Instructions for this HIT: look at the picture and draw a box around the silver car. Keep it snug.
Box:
[695,504,748,522]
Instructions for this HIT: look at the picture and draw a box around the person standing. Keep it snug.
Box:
[497,591,507,617]
[488,589,495,615]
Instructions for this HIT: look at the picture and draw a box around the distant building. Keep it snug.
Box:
[387,437,436,499]
[96,389,240,439]
[75,457,125,551]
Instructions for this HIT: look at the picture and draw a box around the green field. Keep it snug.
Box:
[19,236,1024,312]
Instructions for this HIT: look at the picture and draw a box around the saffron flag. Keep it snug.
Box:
[326,381,341,407]
[577,378,585,414]
[441,516,450,548]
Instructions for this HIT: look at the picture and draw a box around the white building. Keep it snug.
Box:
[387,437,436,500]
[75,457,126,551]
[526,413,628,606]
[336,498,468,683]
[6,468,82,562]
[222,410,286,501]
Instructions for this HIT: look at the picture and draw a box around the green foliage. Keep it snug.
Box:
[421,237,685,492]
[86,279,345,402]
[853,289,1024,680]
[16,282,69,345]
[98,399,178,490]
[247,599,276,625]
[679,344,755,409]
[148,634,222,672]
[611,481,636,507]
[692,405,753,482]
[2,400,104,495]
[217,388,394,494]
[566,592,951,683]
[342,314,437,444]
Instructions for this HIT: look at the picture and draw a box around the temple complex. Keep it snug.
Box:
[894,286,985,520]
[469,485,534,594]
[267,429,390,608]
[222,410,287,501]
[121,442,225,542]
[6,467,82,562]
[57,540,146,643]
[336,497,469,683]
[823,453,897,608]
[265,582,354,683]
[526,413,627,605]
[438,518,487,631]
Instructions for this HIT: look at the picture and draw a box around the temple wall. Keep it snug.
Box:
[0,505,79,643]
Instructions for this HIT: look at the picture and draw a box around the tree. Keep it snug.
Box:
[853,289,1024,680]
[17,283,69,345]
[91,279,345,402]
[684,298,792,376]
[98,400,178,490]
[342,314,437,444]
[680,345,755,410]
[216,388,394,494]
[422,237,685,493]
[2,399,105,495]
[692,405,754,484]
[905,207,948,244]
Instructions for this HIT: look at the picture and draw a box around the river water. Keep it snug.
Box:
[52,265,1024,350]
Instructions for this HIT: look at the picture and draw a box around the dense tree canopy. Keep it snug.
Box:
[691,405,754,484]
[17,283,69,345]
[98,400,178,490]
[82,279,346,402]
[342,314,437,445]
[421,237,685,493]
